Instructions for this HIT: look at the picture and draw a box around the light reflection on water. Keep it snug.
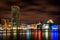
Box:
[0,29,58,40]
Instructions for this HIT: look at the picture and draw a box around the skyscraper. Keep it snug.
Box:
[11,5,20,27]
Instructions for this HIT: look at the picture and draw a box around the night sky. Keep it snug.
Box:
[0,0,60,24]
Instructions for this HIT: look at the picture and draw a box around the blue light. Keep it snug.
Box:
[26,30,30,40]
[26,25,30,40]
[50,23,58,40]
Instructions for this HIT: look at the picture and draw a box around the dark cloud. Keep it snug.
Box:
[47,0,60,6]
[0,0,60,24]
[49,11,60,15]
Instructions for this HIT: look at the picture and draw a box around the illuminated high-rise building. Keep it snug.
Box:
[11,5,20,27]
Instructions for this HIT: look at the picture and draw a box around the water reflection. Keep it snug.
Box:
[0,30,3,40]
[0,29,59,40]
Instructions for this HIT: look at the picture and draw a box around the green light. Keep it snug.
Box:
[42,23,49,40]
[45,30,49,40]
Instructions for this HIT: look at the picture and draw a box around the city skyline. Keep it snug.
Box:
[0,0,60,24]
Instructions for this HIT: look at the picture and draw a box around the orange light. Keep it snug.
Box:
[47,19,54,23]
[38,30,42,40]
[30,24,36,29]
[18,27,20,30]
